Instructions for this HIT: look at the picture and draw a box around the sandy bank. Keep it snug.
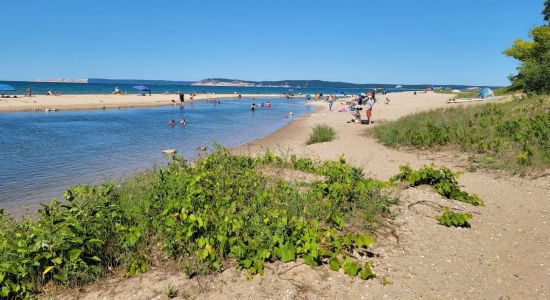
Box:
[229,91,550,299]
[0,93,291,113]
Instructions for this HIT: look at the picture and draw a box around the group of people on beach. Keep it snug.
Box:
[324,91,378,125]
[250,100,272,111]
[349,91,378,125]
[47,90,61,96]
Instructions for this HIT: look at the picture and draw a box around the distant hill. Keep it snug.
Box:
[30,79,88,83]
[191,78,397,88]
[88,78,193,85]
[27,77,498,91]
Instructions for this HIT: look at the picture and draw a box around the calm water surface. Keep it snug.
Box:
[0,98,311,214]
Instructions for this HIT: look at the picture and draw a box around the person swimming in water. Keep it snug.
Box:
[251,103,257,111]
[169,119,176,126]
[265,100,271,107]
[179,118,186,125]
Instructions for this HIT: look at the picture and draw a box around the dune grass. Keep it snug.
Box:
[373,95,550,172]
[307,124,336,145]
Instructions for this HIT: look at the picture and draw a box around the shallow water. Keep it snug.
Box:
[0,98,311,214]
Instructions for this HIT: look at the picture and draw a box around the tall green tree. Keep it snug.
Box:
[544,0,550,21]
[505,1,550,94]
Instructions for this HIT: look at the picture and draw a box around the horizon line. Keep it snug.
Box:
[0,77,505,88]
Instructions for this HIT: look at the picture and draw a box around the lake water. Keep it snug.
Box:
[0,98,311,214]
[0,81,437,96]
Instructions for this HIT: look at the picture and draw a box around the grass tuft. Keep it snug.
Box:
[307,124,336,145]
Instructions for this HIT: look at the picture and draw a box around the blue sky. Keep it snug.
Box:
[0,0,545,85]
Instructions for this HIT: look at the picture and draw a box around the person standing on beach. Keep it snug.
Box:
[26,87,32,97]
[365,96,375,123]
[328,95,334,111]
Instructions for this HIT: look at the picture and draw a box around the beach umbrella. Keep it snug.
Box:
[0,84,16,92]
[133,85,151,95]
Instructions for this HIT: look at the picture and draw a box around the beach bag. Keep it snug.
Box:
[361,120,370,125]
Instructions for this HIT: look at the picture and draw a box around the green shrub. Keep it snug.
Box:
[437,208,472,228]
[391,165,483,206]
[374,96,550,171]
[307,124,336,145]
[0,149,390,298]
[0,184,143,298]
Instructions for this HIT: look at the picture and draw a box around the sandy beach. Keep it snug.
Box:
[0,93,289,112]
[60,91,549,299]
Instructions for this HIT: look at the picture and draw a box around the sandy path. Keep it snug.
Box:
[52,92,550,299]
[0,93,287,112]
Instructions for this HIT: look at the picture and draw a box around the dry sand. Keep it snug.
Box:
[49,92,550,299]
[0,93,286,112]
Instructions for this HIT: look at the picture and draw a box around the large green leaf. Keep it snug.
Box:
[303,254,318,266]
[42,266,55,278]
[359,263,375,280]
[275,243,296,262]
[69,249,83,262]
[329,257,341,271]
[0,286,10,297]
[343,260,361,276]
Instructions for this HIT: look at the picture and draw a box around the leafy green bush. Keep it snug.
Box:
[437,208,472,228]
[307,124,336,145]
[0,184,143,298]
[0,149,392,298]
[151,150,390,279]
[374,96,550,171]
[391,165,483,206]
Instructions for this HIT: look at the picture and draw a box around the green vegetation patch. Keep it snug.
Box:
[391,165,483,206]
[0,148,394,298]
[374,96,550,171]
[307,124,336,145]
[437,208,472,228]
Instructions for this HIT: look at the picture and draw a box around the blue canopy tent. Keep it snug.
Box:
[0,84,16,98]
[477,87,494,99]
[133,85,151,96]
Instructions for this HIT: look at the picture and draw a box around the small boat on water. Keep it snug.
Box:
[395,85,402,88]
